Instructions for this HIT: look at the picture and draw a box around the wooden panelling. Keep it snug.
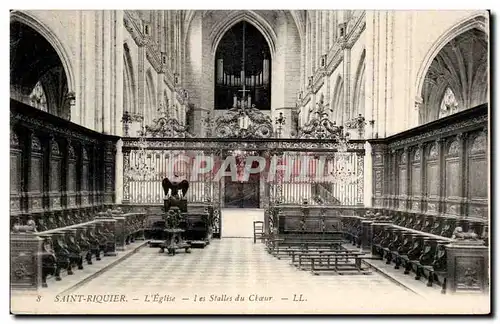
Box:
[445,159,460,197]
[10,154,21,192]
[468,158,487,199]
[426,162,439,196]
[10,99,119,228]
[370,103,488,223]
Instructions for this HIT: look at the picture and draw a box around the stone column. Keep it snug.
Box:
[364,11,375,139]
[94,11,104,132]
[364,141,373,207]
[114,10,125,136]
[342,45,351,124]
[102,10,112,134]
[138,46,146,122]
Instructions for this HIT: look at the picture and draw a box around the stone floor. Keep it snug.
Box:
[10,210,489,315]
[221,208,264,238]
[11,237,490,315]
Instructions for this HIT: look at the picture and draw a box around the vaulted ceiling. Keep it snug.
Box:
[10,21,64,90]
[421,28,488,123]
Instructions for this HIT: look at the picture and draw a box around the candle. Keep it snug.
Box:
[233,95,237,107]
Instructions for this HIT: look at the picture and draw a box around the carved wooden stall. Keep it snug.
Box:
[10,99,126,290]
[365,103,489,294]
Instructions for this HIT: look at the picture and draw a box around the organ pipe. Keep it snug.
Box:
[217,59,224,84]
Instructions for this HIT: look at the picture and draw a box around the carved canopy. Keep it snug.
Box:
[213,107,274,139]
[145,116,194,138]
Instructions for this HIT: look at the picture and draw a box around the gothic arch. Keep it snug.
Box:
[415,12,487,100]
[352,49,366,119]
[145,69,156,125]
[209,11,278,60]
[419,25,487,123]
[184,10,303,49]
[288,10,305,44]
[331,76,344,124]
[123,43,137,114]
[10,10,75,95]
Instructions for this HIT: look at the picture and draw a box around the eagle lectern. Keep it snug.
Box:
[162,176,189,213]
[160,176,191,256]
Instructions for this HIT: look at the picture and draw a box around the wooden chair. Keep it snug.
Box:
[253,221,265,243]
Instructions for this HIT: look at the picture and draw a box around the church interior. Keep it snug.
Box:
[9,9,490,314]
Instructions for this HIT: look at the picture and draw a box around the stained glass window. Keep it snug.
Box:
[29,81,48,112]
[439,87,459,118]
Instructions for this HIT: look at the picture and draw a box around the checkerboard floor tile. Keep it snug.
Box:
[17,238,487,314]
[74,238,413,295]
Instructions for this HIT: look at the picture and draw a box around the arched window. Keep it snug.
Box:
[439,87,459,119]
[29,81,48,112]
[214,21,271,110]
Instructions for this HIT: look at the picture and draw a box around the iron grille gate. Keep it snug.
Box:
[121,138,366,238]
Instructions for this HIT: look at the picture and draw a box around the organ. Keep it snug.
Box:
[214,21,271,110]
[216,57,270,88]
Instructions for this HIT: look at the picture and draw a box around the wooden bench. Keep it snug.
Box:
[266,238,344,259]
[289,247,357,265]
[295,251,371,275]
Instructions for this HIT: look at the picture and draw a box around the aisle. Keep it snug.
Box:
[221,208,264,238]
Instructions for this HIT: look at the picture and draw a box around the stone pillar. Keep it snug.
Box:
[94,11,104,132]
[364,141,373,207]
[115,139,123,204]
[102,10,112,134]
[342,45,351,124]
[114,10,125,136]
[445,241,489,294]
[138,46,146,122]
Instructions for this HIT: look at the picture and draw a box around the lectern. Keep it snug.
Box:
[160,177,191,256]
